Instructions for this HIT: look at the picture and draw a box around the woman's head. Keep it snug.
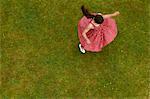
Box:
[93,15,104,24]
[81,5,104,24]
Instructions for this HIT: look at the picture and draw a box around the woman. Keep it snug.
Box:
[78,5,120,53]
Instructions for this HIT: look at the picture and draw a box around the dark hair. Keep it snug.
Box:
[81,5,104,24]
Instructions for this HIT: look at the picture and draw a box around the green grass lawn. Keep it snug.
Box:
[1,0,149,98]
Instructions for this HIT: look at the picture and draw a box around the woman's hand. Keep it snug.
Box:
[86,39,91,44]
[114,11,120,16]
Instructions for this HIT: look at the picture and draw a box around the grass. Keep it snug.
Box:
[0,0,150,98]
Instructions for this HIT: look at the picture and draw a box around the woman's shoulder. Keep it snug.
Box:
[97,12,102,15]
[87,22,95,29]
[91,12,103,15]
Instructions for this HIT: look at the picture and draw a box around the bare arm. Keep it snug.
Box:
[82,24,94,44]
[102,11,120,18]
